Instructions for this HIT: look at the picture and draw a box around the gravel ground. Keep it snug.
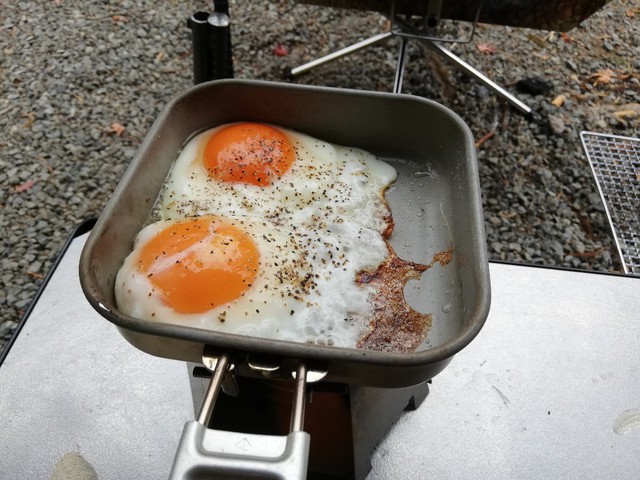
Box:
[1,0,639,353]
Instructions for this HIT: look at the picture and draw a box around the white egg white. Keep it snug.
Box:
[160,124,397,234]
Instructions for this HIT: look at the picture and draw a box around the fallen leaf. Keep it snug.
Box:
[177,50,191,61]
[37,156,54,174]
[626,7,640,17]
[571,248,604,259]
[155,51,166,62]
[475,130,495,147]
[551,95,566,107]
[614,110,638,119]
[527,34,547,48]
[111,15,129,23]
[108,122,126,136]
[588,68,615,86]
[618,103,640,113]
[15,179,34,192]
[22,112,36,128]
[570,92,590,102]
[273,43,288,57]
[476,42,497,55]
[560,32,573,43]
[533,52,550,61]
[498,210,517,219]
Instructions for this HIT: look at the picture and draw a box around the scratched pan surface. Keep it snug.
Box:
[79,80,490,388]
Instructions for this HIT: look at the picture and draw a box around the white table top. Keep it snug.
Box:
[1,232,639,479]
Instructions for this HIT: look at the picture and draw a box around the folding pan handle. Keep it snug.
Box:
[169,353,310,480]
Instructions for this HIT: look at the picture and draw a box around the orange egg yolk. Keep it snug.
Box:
[203,123,295,186]
[138,216,260,314]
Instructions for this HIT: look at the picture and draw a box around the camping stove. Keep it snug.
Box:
[188,363,429,480]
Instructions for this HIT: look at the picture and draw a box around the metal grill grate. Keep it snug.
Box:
[580,132,640,275]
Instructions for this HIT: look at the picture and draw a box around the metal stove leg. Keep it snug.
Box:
[420,38,532,115]
[393,36,409,94]
[290,10,530,115]
[290,31,393,77]
[388,8,530,114]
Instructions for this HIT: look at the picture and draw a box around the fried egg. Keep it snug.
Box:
[115,214,395,346]
[159,123,397,234]
[116,122,438,352]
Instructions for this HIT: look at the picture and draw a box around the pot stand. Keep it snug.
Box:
[188,362,429,480]
[290,0,532,115]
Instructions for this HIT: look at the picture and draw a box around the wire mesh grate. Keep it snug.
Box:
[580,131,640,275]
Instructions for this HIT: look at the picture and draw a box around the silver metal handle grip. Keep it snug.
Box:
[169,354,310,480]
[169,423,310,480]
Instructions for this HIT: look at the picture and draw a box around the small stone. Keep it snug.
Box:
[564,59,579,72]
[548,114,566,135]
[1,320,15,339]
[28,261,43,273]
[508,242,522,253]
[551,241,564,258]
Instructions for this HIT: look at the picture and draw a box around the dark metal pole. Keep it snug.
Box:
[187,11,213,85]
[187,3,234,85]
[208,11,234,80]
[213,0,229,15]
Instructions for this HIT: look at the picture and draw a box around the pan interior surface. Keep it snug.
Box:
[383,157,464,351]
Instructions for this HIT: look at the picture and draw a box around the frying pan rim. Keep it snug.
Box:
[79,79,491,370]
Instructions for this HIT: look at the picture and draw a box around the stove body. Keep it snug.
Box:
[188,364,429,479]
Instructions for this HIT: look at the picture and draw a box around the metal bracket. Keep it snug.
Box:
[390,0,482,44]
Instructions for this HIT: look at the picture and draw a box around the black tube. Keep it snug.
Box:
[213,0,229,15]
[208,11,234,80]
[187,11,213,85]
[187,7,234,84]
